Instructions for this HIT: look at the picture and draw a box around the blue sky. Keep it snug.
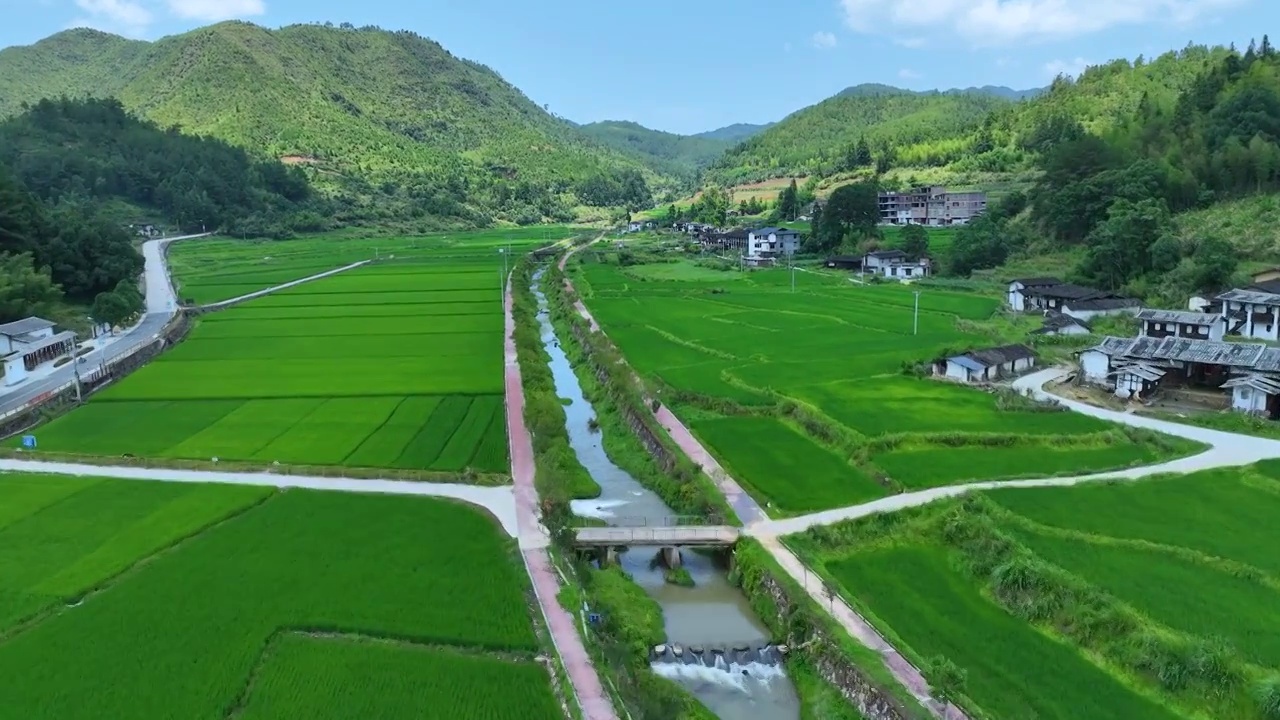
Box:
[1,0,1274,134]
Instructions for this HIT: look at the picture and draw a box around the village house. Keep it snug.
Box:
[1136,309,1224,341]
[1005,277,1139,319]
[1079,335,1280,416]
[862,249,931,280]
[935,344,1037,383]
[1031,312,1091,336]
[877,186,987,227]
[0,317,76,387]
[1212,288,1280,341]
[745,227,801,265]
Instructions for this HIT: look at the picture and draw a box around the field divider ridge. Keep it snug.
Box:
[192,260,372,312]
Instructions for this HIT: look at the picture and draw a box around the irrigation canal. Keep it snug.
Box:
[531,266,800,719]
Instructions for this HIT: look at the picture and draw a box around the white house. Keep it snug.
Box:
[1109,362,1167,399]
[1136,309,1224,341]
[1060,296,1141,321]
[1031,312,1091,336]
[0,317,76,387]
[1007,277,1064,312]
[747,227,800,257]
[1214,288,1280,341]
[939,344,1037,383]
[1223,374,1280,417]
[863,250,931,280]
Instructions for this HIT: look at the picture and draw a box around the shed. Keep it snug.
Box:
[1032,312,1091,336]
[941,344,1037,383]
[1109,361,1167,399]
[1223,375,1280,418]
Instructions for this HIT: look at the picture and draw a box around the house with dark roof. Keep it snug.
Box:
[1031,312,1091,336]
[1080,335,1280,415]
[0,317,76,387]
[1006,277,1063,311]
[1137,309,1224,341]
[1059,294,1141,320]
[1006,277,1139,320]
[862,249,931,280]
[746,227,800,265]
[936,344,1037,383]
[1213,287,1280,341]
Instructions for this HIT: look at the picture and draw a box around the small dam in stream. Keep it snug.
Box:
[650,642,788,669]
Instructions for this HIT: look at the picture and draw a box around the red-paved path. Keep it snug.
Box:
[504,278,619,720]
[557,241,967,720]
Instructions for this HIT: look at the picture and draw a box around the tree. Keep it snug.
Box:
[1190,235,1239,293]
[777,179,800,221]
[900,223,929,260]
[925,655,968,719]
[1075,198,1173,291]
[0,252,61,322]
[90,289,134,330]
[812,181,879,253]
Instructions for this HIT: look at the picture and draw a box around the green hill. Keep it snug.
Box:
[0,23,673,224]
[705,85,1011,185]
[693,123,774,142]
[577,120,732,181]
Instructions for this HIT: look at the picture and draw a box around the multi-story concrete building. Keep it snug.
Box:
[878,186,987,226]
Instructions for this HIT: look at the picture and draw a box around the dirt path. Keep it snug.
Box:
[503,275,619,720]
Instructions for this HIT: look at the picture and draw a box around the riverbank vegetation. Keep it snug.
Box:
[785,464,1280,720]
[567,243,1200,516]
[0,474,564,719]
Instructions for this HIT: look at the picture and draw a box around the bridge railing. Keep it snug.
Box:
[570,514,722,529]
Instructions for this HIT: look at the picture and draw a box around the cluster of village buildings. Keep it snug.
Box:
[935,273,1280,420]
[0,318,77,386]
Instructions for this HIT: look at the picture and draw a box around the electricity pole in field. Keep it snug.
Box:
[913,290,921,335]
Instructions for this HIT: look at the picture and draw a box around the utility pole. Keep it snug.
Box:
[71,332,82,404]
[913,290,921,335]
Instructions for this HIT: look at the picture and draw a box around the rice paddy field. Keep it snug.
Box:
[570,250,1192,514]
[787,464,1280,720]
[23,229,565,474]
[0,473,561,720]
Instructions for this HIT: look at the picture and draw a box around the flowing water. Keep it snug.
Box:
[531,267,800,720]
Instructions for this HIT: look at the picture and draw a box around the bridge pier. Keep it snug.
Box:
[659,546,682,569]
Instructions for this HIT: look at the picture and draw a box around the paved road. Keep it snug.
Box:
[754,368,1280,537]
[0,234,210,416]
[0,457,519,535]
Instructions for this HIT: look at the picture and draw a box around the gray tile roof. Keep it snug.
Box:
[1136,309,1221,326]
[1009,277,1063,288]
[1033,312,1091,334]
[0,317,55,337]
[1064,297,1141,312]
[1222,374,1280,394]
[956,344,1037,368]
[1216,288,1280,306]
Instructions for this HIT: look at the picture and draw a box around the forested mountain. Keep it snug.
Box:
[950,38,1280,304]
[577,121,733,181]
[0,23,672,224]
[693,123,774,142]
[706,86,1010,185]
[0,98,324,237]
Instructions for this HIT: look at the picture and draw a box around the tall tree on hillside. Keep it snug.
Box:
[1075,198,1172,291]
[810,181,879,253]
[776,179,799,221]
[0,252,61,323]
[900,223,929,260]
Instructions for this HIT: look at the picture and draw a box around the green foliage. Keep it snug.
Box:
[0,478,552,719]
[0,24,674,224]
[0,251,61,322]
[707,86,1011,185]
[899,223,929,260]
[578,120,732,183]
[810,181,879,254]
[0,97,319,237]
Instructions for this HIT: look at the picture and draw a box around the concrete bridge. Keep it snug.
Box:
[572,525,738,568]
[572,525,739,548]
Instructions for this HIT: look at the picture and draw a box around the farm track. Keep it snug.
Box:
[560,239,1280,718]
[194,260,372,310]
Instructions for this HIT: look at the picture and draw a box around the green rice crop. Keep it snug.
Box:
[26,230,535,475]
[690,416,887,513]
[433,396,504,471]
[988,469,1280,575]
[0,480,546,719]
[395,395,474,468]
[871,439,1161,489]
[237,635,561,720]
[1007,528,1280,667]
[828,544,1181,720]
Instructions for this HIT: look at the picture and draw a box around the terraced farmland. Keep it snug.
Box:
[0,474,560,720]
[25,230,560,474]
[787,465,1280,720]
[570,251,1195,513]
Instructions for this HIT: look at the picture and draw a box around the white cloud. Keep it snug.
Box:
[70,0,152,37]
[1044,56,1090,78]
[166,0,265,21]
[898,68,921,79]
[840,0,1249,46]
[895,37,927,48]
[812,31,838,49]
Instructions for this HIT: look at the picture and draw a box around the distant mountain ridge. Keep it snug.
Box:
[694,123,775,142]
[577,120,733,182]
[0,23,676,223]
[837,83,1044,100]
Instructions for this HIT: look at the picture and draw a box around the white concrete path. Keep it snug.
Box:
[0,458,520,536]
[197,260,371,310]
[752,367,1280,537]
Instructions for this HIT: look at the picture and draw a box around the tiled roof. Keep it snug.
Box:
[956,344,1037,368]
[1065,297,1140,312]
[1136,309,1221,326]
[1216,288,1280,306]
[1009,277,1063,288]
[0,317,54,336]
